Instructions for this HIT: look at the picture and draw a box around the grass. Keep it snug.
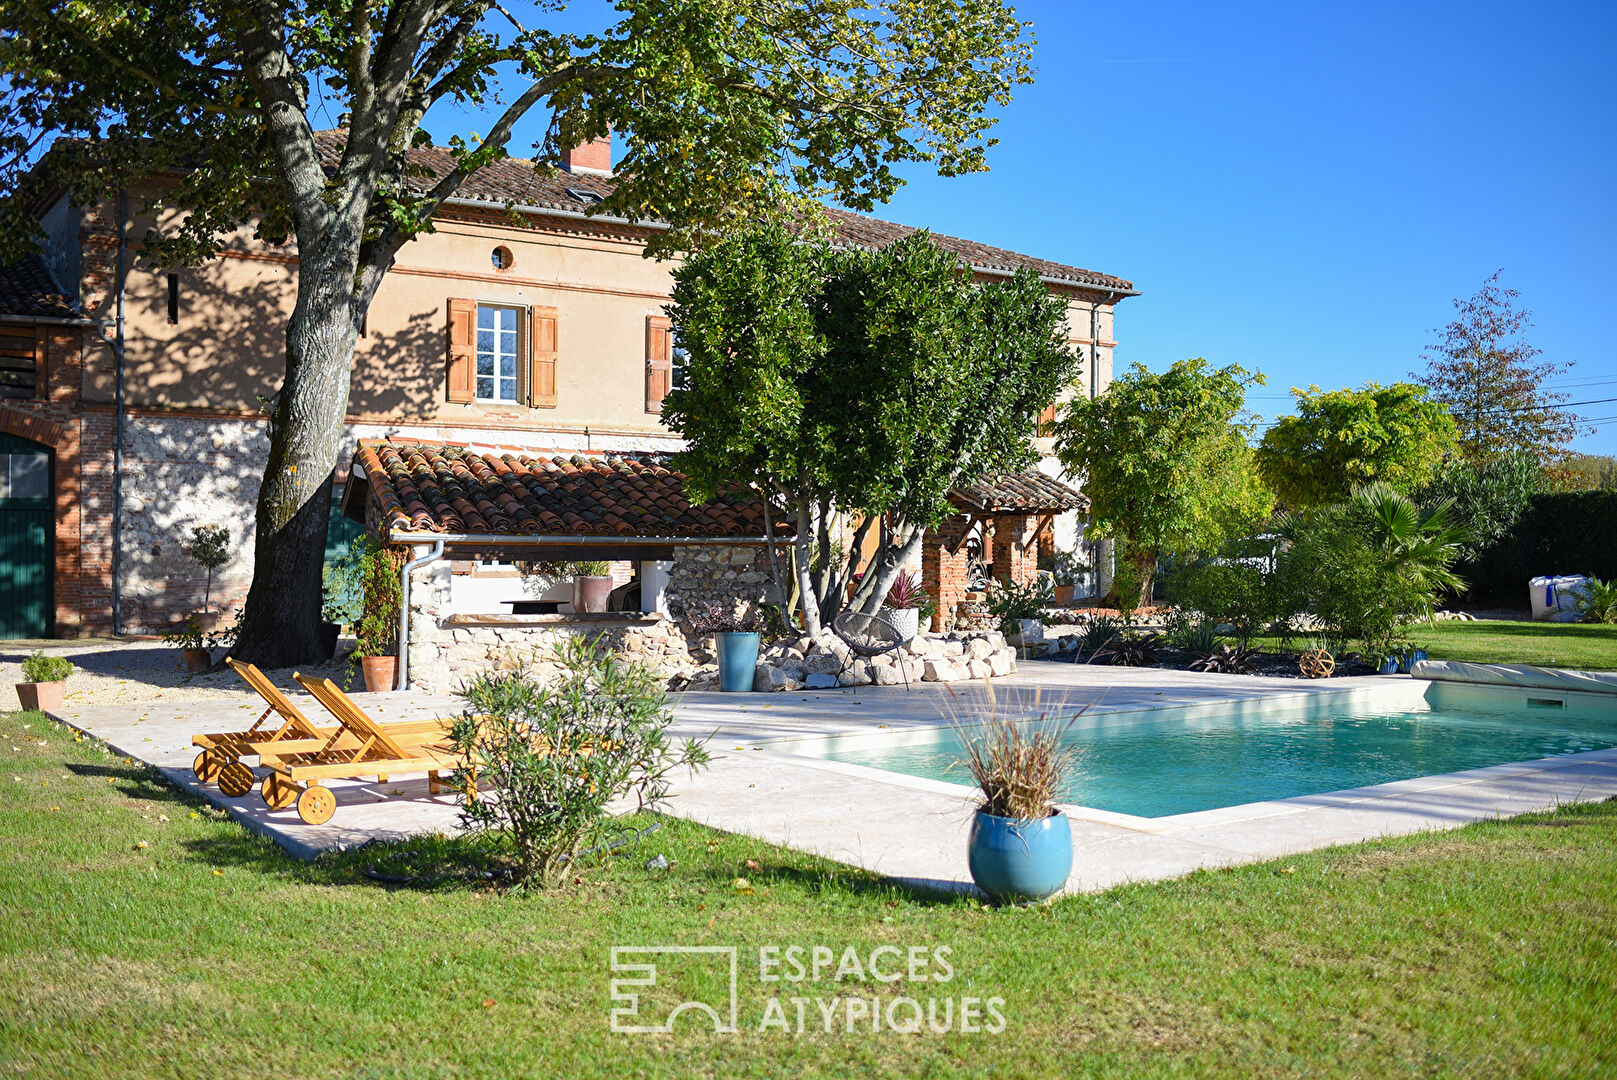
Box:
[1419,619,1617,671]
[2,710,1615,1078]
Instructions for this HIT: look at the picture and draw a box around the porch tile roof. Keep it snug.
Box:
[951,471,1088,514]
[0,256,77,320]
[352,440,791,539]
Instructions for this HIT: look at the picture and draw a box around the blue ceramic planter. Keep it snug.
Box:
[1377,656,1400,675]
[716,631,761,692]
[967,809,1073,903]
[1398,649,1428,674]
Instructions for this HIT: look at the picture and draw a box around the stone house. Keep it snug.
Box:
[0,132,1135,640]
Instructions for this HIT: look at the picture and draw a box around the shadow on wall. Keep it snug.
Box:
[101,263,443,630]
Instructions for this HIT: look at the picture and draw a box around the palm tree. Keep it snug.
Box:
[1350,481,1473,603]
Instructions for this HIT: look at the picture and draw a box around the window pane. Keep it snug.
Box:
[499,308,516,331]
[476,354,494,376]
[477,306,494,330]
[476,376,494,399]
[9,454,45,499]
[501,377,518,401]
[477,329,494,353]
[500,355,515,377]
[500,331,517,353]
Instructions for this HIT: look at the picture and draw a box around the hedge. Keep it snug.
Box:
[1462,491,1617,605]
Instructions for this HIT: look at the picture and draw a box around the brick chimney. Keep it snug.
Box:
[560,132,612,176]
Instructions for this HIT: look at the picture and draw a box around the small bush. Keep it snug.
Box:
[1164,560,1275,649]
[1163,609,1220,654]
[1077,614,1121,657]
[1577,577,1617,624]
[987,577,1051,635]
[20,651,73,683]
[352,536,405,661]
[449,636,710,886]
[1094,631,1160,667]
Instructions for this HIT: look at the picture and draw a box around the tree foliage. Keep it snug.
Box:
[1414,271,1586,467]
[1255,382,1458,507]
[0,0,1034,664]
[663,225,1075,637]
[1053,359,1272,608]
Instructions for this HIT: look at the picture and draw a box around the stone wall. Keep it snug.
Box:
[663,543,784,620]
[753,628,1016,690]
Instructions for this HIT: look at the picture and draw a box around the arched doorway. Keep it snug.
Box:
[0,432,53,638]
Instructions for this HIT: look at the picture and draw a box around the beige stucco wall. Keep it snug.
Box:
[67,187,1121,446]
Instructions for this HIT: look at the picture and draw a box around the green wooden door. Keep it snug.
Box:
[0,433,53,638]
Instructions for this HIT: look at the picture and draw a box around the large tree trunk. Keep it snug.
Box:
[1132,549,1156,610]
[231,270,361,666]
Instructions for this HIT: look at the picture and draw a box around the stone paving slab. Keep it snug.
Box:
[45,665,1617,894]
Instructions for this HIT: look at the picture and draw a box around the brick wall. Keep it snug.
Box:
[991,514,1036,589]
[922,516,972,632]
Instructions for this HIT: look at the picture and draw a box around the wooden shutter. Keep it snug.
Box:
[1036,402,1058,436]
[528,304,558,408]
[645,314,672,413]
[446,297,476,403]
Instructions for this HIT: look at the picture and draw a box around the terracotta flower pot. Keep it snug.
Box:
[360,655,398,693]
[15,681,65,713]
[182,648,212,673]
[1053,585,1076,607]
[571,575,615,613]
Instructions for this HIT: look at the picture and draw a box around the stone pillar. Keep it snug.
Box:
[922,516,972,632]
[405,548,452,692]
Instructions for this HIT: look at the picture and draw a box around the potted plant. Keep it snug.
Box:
[569,560,615,613]
[1041,551,1086,607]
[186,524,231,631]
[987,577,1051,646]
[686,601,762,692]
[163,616,213,673]
[957,703,1081,904]
[352,536,404,692]
[880,572,933,641]
[16,651,73,712]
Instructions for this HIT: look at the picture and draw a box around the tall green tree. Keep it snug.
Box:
[0,0,1033,665]
[1054,359,1271,608]
[664,226,1075,639]
[1415,272,1587,467]
[1254,382,1458,507]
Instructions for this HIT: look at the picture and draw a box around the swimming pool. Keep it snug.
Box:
[778,682,1617,819]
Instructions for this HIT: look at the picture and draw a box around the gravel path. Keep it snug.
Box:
[0,637,362,711]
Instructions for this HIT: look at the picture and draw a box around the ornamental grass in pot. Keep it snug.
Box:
[16,651,73,712]
[956,687,1083,903]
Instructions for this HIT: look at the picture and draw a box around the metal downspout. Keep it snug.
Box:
[395,540,445,691]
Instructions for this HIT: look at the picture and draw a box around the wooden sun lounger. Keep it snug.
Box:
[193,657,456,803]
[246,674,471,825]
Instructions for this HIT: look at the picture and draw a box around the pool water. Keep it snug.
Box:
[798,690,1617,818]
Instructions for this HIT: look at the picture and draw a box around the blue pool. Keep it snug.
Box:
[789,685,1617,819]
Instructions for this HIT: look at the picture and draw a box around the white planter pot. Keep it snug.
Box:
[883,607,920,641]
[1008,618,1045,647]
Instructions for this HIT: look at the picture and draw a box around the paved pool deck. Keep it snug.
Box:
[47,661,1617,896]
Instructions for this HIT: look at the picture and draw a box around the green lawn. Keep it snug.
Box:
[1419,619,1617,670]
[2,710,1614,1078]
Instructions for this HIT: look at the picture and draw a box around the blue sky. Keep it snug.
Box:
[443,1,1617,452]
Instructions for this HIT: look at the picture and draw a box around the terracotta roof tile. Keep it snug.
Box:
[952,471,1088,514]
[353,440,792,540]
[0,256,77,320]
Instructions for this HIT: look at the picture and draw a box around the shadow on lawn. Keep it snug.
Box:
[1438,621,1615,640]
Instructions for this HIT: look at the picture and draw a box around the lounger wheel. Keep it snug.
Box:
[260,773,298,811]
[217,760,255,798]
[193,749,226,784]
[297,784,336,825]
